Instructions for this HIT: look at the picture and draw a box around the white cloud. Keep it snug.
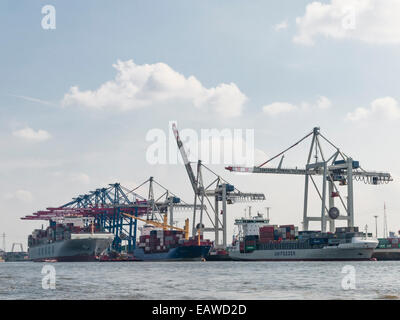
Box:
[262,96,331,116]
[346,97,400,122]
[316,95,332,110]
[4,190,33,203]
[294,0,400,45]
[12,127,51,142]
[274,20,288,31]
[62,60,247,117]
[263,102,297,116]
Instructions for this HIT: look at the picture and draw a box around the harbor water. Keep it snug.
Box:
[0,261,399,300]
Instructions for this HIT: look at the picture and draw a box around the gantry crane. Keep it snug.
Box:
[22,178,203,252]
[226,127,393,232]
[172,123,265,248]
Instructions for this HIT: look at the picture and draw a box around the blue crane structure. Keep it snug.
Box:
[22,178,203,253]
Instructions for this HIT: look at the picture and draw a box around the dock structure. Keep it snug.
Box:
[226,127,393,233]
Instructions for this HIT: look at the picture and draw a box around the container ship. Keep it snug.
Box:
[133,224,212,261]
[228,213,378,261]
[372,237,400,260]
[28,218,114,262]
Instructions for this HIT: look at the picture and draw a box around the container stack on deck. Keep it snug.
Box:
[138,230,212,254]
[238,225,374,253]
[28,223,98,247]
[259,226,275,243]
[373,237,400,260]
[240,224,298,253]
[378,237,400,249]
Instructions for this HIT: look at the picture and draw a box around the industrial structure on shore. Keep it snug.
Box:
[225,127,392,261]
[226,127,392,232]
[22,179,211,261]
[20,126,396,262]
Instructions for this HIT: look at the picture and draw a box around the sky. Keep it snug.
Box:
[1,0,400,250]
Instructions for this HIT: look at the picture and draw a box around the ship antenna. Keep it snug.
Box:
[265,207,271,221]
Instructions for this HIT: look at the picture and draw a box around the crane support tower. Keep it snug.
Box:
[226,127,392,233]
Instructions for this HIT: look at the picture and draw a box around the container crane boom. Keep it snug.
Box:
[225,165,392,181]
[225,127,393,233]
[172,123,198,194]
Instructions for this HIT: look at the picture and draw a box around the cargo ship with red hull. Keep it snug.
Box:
[28,218,114,262]
[228,213,378,261]
[133,224,211,261]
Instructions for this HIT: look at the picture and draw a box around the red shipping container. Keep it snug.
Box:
[260,226,275,232]
[260,230,274,235]
[260,234,273,239]
[260,233,274,238]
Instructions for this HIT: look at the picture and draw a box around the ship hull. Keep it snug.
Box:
[134,245,211,261]
[29,237,113,262]
[229,247,375,261]
[372,248,400,261]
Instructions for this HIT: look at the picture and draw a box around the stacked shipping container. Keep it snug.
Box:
[28,222,97,247]
[238,224,378,252]
[138,229,212,254]
[378,238,400,249]
[240,224,298,252]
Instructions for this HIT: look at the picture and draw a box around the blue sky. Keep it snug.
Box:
[1,0,400,248]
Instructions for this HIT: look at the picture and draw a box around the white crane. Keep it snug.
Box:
[226,127,392,233]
